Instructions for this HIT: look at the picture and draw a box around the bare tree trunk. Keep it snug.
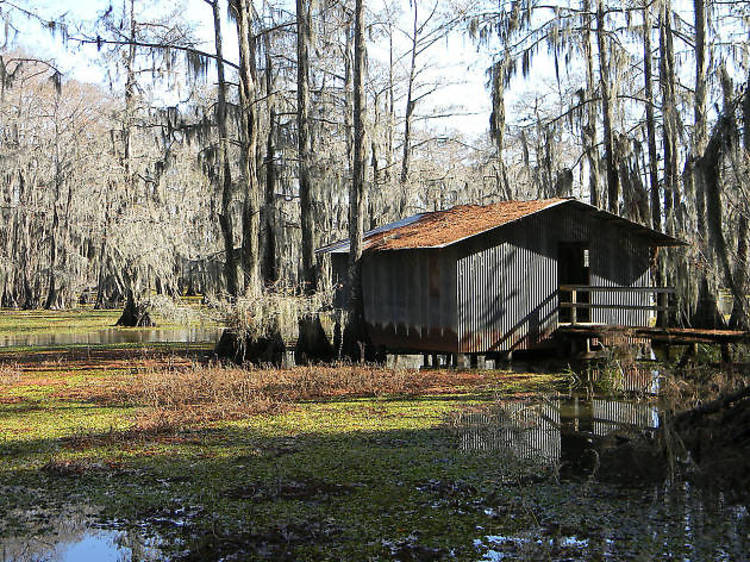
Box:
[344,20,353,174]
[730,214,748,328]
[490,54,513,201]
[693,0,708,234]
[689,0,721,328]
[297,0,317,293]
[115,0,147,321]
[386,22,395,185]
[211,0,239,296]
[730,75,750,328]
[123,0,136,205]
[642,4,667,325]
[370,130,379,230]
[236,0,260,294]
[346,0,368,360]
[659,0,679,233]
[399,0,418,216]
[699,85,748,329]
[582,0,600,207]
[261,31,277,285]
[596,0,619,214]
[642,1,660,230]
[45,96,62,309]
[117,288,154,327]
[95,181,112,309]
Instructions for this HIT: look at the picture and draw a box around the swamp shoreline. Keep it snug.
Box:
[1,310,748,560]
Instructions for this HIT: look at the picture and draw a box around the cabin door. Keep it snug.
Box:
[558,242,590,323]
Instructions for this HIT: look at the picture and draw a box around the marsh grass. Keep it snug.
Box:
[3,334,747,560]
[127,363,416,424]
[570,338,658,397]
[660,362,747,408]
[0,363,22,385]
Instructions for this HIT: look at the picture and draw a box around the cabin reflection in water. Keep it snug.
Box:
[457,397,660,464]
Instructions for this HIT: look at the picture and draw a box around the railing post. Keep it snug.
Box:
[571,289,577,325]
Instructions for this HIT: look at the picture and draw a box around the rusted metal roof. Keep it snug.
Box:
[316,198,684,254]
[366,198,567,251]
[315,213,427,254]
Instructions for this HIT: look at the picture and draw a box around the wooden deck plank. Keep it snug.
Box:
[557,324,750,345]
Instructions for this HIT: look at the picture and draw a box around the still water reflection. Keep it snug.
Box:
[1,509,161,562]
[0,327,223,349]
[457,395,660,464]
[457,396,749,560]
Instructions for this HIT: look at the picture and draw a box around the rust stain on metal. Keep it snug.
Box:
[367,323,458,352]
[365,198,568,252]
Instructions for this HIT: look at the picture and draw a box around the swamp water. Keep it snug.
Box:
[0,327,223,349]
[1,508,161,562]
[456,395,750,560]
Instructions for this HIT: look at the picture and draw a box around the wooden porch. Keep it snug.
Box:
[557,284,750,361]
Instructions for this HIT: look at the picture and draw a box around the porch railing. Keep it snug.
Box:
[558,284,675,327]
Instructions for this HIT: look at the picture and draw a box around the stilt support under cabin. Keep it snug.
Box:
[386,354,422,369]
[454,353,472,369]
[282,349,296,368]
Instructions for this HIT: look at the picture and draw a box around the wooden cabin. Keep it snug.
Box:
[316,198,683,358]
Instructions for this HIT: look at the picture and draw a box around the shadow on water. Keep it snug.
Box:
[0,327,223,349]
[455,395,750,560]
[1,506,161,562]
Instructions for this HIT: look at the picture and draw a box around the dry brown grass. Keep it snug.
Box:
[125,363,419,424]
[11,348,505,431]
[0,362,22,386]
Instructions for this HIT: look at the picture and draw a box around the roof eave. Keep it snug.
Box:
[565,200,686,247]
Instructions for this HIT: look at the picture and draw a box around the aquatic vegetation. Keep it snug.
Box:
[0,312,748,559]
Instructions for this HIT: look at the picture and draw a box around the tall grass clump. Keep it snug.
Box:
[129,363,414,424]
[0,363,22,385]
[580,335,651,395]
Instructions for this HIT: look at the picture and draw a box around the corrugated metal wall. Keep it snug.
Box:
[456,206,652,353]
[589,229,651,326]
[361,248,458,352]
[456,238,558,352]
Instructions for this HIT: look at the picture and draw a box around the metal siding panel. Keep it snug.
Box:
[366,203,657,354]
